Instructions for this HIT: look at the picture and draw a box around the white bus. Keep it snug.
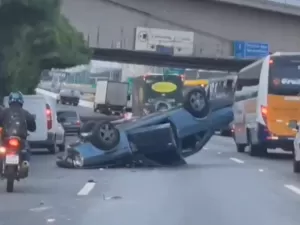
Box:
[233,52,300,156]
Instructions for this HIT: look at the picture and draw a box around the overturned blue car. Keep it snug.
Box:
[56,87,233,168]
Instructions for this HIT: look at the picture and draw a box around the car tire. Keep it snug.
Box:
[73,102,79,106]
[236,143,246,153]
[90,121,120,151]
[48,143,57,154]
[249,142,267,156]
[58,143,65,152]
[183,87,209,118]
[58,136,66,152]
[294,158,300,173]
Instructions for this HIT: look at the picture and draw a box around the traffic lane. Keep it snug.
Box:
[209,135,300,184]
[75,144,300,225]
[56,103,119,122]
[1,136,300,225]
[0,136,102,225]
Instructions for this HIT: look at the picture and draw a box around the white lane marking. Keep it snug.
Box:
[47,218,56,223]
[284,184,300,195]
[230,157,244,164]
[218,152,222,154]
[258,169,264,172]
[29,206,52,212]
[77,182,96,196]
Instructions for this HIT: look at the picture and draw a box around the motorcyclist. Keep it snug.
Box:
[0,91,36,165]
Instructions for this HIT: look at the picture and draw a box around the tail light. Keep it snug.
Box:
[5,137,21,154]
[8,138,20,148]
[143,75,149,81]
[261,105,268,124]
[46,104,52,130]
[76,120,81,126]
[0,146,6,154]
[180,74,185,82]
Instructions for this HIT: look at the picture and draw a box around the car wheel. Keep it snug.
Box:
[48,143,57,154]
[58,137,66,152]
[73,102,79,106]
[58,143,65,152]
[249,142,267,157]
[90,121,120,151]
[183,87,209,118]
[294,158,300,173]
[236,143,246,153]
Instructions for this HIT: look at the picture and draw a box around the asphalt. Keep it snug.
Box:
[1,104,300,225]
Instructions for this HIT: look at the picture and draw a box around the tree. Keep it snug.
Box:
[0,0,91,96]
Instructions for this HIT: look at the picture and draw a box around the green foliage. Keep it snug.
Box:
[0,0,91,96]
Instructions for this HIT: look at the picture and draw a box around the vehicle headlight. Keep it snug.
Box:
[73,155,84,167]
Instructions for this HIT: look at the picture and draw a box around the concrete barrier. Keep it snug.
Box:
[35,88,93,108]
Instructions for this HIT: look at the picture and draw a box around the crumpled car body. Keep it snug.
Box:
[56,87,233,168]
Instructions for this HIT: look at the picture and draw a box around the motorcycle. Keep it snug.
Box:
[0,128,29,192]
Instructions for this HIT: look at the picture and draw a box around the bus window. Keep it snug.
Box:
[268,56,300,96]
[235,60,263,101]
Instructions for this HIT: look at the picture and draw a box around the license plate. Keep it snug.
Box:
[64,122,71,125]
[5,155,19,165]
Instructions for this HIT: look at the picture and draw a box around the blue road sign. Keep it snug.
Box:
[233,41,269,59]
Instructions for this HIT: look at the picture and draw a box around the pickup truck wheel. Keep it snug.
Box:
[183,87,209,118]
[90,121,120,151]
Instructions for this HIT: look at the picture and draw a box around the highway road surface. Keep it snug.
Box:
[1,104,300,225]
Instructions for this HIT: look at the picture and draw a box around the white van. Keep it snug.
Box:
[3,95,58,153]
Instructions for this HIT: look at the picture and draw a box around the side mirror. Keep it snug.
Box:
[288,121,299,131]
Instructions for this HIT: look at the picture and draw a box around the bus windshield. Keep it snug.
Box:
[269,56,300,96]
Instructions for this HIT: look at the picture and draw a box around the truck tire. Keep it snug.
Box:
[90,121,120,151]
[183,87,209,119]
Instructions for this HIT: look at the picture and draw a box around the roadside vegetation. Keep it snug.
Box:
[0,0,91,97]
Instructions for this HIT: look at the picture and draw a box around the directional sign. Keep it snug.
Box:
[233,41,269,59]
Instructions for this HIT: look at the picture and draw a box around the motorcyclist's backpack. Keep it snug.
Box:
[2,107,28,139]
